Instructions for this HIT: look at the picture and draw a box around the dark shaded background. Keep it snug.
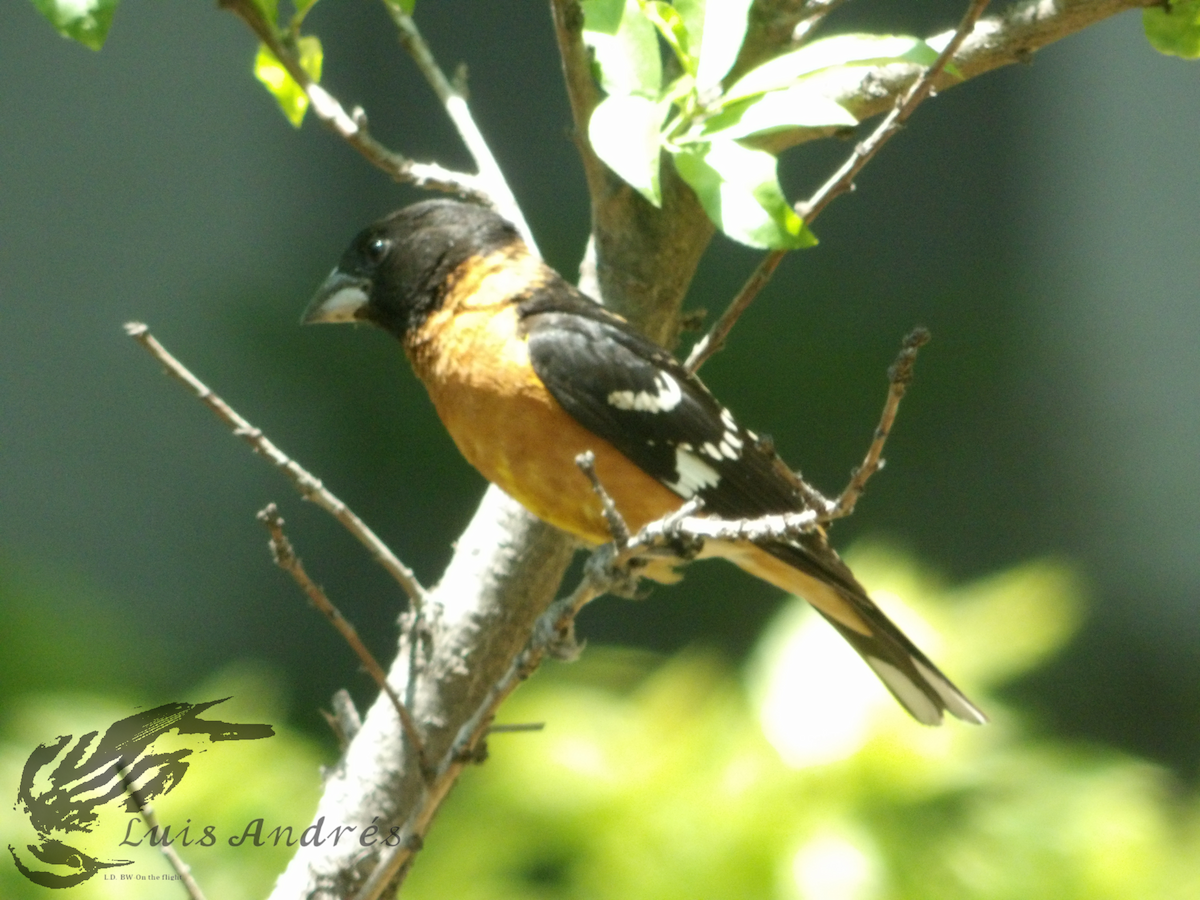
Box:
[2,1,1197,773]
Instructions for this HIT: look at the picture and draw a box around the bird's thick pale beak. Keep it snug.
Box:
[302,270,371,324]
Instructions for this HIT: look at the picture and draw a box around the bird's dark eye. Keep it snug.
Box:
[363,236,391,265]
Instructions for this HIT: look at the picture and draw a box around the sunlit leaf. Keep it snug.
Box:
[672,139,815,249]
[254,36,323,128]
[724,34,938,103]
[672,0,705,57]
[582,0,663,97]
[696,85,856,142]
[694,0,753,92]
[638,0,696,76]
[945,561,1083,684]
[1143,0,1200,58]
[589,94,666,206]
[30,0,118,50]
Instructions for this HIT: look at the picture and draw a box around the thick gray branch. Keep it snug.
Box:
[761,0,1157,152]
[268,489,575,899]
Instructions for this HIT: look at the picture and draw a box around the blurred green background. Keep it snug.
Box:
[2,0,1198,896]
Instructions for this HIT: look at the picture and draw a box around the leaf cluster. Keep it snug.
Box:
[581,0,941,249]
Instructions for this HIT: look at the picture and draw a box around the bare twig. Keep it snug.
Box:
[683,249,789,371]
[487,722,546,733]
[218,0,488,200]
[257,504,429,773]
[798,0,993,224]
[830,327,930,518]
[118,765,208,900]
[124,323,428,609]
[575,451,631,545]
[685,0,991,373]
[829,0,1157,132]
[377,0,536,251]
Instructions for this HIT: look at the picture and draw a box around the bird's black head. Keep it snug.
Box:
[303,199,521,339]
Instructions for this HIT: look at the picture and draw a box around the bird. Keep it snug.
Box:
[303,199,986,726]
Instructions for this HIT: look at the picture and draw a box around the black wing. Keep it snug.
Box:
[520,288,804,519]
[520,286,987,726]
[520,285,872,594]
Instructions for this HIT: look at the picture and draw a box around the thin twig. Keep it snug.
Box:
[575,451,630,545]
[257,504,429,774]
[124,323,428,609]
[830,327,930,518]
[218,0,488,200]
[683,250,788,371]
[685,0,991,373]
[487,723,546,733]
[118,765,208,900]
[377,0,536,252]
[631,506,821,549]
[797,0,992,225]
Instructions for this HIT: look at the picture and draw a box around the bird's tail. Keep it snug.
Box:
[714,540,987,726]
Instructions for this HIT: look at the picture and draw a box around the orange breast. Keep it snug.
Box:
[404,254,684,545]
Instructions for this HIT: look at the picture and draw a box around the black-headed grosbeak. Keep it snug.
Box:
[304,199,985,726]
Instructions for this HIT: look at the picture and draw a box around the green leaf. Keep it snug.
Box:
[724,34,937,103]
[694,0,753,91]
[1143,0,1200,58]
[696,85,856,142]
[582,0,663,97]
[589,94,666,206]
[254,37,323,128]
[672,0,705,56]
[30,0,118,50]
[671,139,816,249]
[638,1,696,76]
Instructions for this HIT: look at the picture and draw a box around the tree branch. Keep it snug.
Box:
[376,0,537,251]
[124,323,578,897]
[688,0,1150,372]
[257,504,428,773]
[830,327,930,519]
[219,0,490,201]
[762,0,1158,154]
[124,323,427,609]
[686,0,990,372]
[119,765,208,900]
[268,489,575,900]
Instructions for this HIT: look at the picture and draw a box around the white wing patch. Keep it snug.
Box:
[607,372,684,413]
[664,446,722,497]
